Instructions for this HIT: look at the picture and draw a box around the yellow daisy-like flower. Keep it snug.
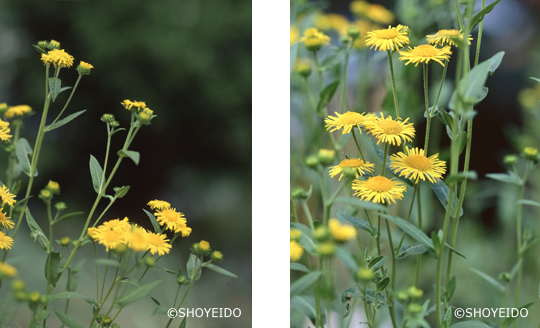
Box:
[399,44,452,67]
[40,49,74,68]
[147,199,171,211]
[127,225,149,252]
[0,211,14,230]
[5,105,31,119]
[352,175,406,204]
[365,4,394,24]
[0,119,12,143]
[365,25,409,52]
[390,147,447,183]
[199,240,210,252]
[154,207,191,236]
[77,61,94,75]
[426,29,472,47]
[0,262,17,278]
[329,158,375,181]
[87,227,99,241]
[290,25,299,45]
[325,111,375,134]
[121,99,147,111]
[328,218,357,242]
[290,240,304,262]
[0,231,14,250]
[366,114,415,146]
[0,186,16,208]
[299,28,331,51]
[146,232,172,256]
[97,217,131,234]
[94,229,126,252]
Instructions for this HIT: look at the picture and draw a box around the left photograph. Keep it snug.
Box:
[0,2,251,327]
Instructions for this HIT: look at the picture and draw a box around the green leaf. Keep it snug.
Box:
[143,209,161,233]
[319,46,347,71]
[396,243,427,260]
[456,131,467,156]
[290,263,310,273]
[16,138,37,177]
[11,180,22,195]
[517,199,540,207]
[485,172,520,185]
[446,275,457,302]
[187,254,202,281]
[379,213,436,257]
[48,292,98,307]
[179,317,186,328]
[45,110,87,132]
[461,60,491,104]
[45,251,63,287]
[488,51,505,74]
[338,212,377,237]
[53,211,84,226]
[450,321,493,328]
[470,0,502,31]
[335,246,358,271]
[204,263,238,278]
[291,295,326,326]
[152,305,169,316]
[501,301,535,327]
[368,255,386,272]
[118,149,140,165]
[470,267,505,293]
[290,222,317,255]
[437,108,455,127]
[431,231,441,254]
[115,280,161,308]
[316,80,340,113]
[26,207,49,252]
[334,197,387,212]
[530,77,540,84]
[509,259,523,282]
[89,155,103,194]
[290,271,324,297]
[54,309,84,328]
[290,43,299,73]
[113,185,130,198]
[445,171,477,185]
[34,309,51,321]
[59,86,72,94]
[48,77,62,102]
[430,180,463,218]
[376,277,390,292]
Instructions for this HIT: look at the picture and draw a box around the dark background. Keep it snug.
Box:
[0,1,251,327]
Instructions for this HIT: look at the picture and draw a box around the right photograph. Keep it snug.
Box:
[290,0,540,327]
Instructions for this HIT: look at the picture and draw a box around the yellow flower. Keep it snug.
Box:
[523,147,539,162]
[390,147,447,183]
[399,44,452,67]
[5,105,31,119]
[94,229,126,252]
[290,240,304,262]
[146,232,172,256]
[211,251,223,262]
[77,61,94,75]
[0,263,17,278]
[352,175,406,204]
[365,4,394,24]
[365,25,409,52]
[300,28,331,51]
[325,111,375,134]
[0,211,14,230]
[155,207,191,236]
[97,217,131,234]
[328,218,357,242]
[47,180,60,193]
[316,14,350,36]
[350,0,369,16]
[127,225,149,252]
[329,158,375,181]
[352,20,379,49]
[426,29,472,47]
[290,229,302,241]
[0,231,14,250]
[290,25,299,45]
[0,119,12,143]
[0,186,16,208]
[121,99,147,111]
[147,199,171,211]
[199,240,210,252]
[41,49,74,68]
[366,114,415,146]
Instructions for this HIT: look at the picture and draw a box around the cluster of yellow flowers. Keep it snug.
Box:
[38,39,93,75]
[148,199,192,236]
[121,99,154,124]
[0,186,17,250]
[0,104,32,120]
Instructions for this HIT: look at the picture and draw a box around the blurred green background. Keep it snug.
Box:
[291,0,540,326]
[0,1,251,327]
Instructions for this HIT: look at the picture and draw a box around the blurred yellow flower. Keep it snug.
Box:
[41,49,74,68]
[148,199,171,211]
[290,240,304,262]
[365,4,394,24]
[329,158,375,181]
[5,105,31,119]
[0,263,17,278]
[328,218,357,241]
[300,28,331,51]
[0,211,14,230]
[0,231,14,250]
[399,44,452,67]
[0,186,16,208]
[316,13,350,36]
[146,232,172,256]
[127,225,149,252]
[426,29,472,47]
[290,26,299,45]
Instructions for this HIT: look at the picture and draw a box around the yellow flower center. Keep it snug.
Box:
[412,44,438,57]
[437,29,460,36]
[148,234,163,246]
[338,112,364,124]
[375,29,398,39]
[340,158,363,168]
[103,230,120,242]
[378,120,402,135]
[366,176,394,192]
[404,154,432,171]
[163,209,180,222]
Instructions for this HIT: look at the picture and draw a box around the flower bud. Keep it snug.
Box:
[177,275,188,285]
[499,272,511,282]
[55,202,67,211]
[60,237,71,247]
[297,63,311,78]
[28,291,41,303]
[114,244,127,254]
[317,149,336,166]
[39,189,52,201]
[15,291,26,302]
[47,180,60,194]
[356,268,374,283]
[342,167,357,180]
[523,147,538,162]
[290,229,302,241]
[11,279,25,291]
[340,36,350,44]
[503,154,518,165]
[0,103,7,113]
[77,61,94,75]
[316,241,335,257]
[36,41,49,54]
[137,108,153,125]
[313,226,330,241]
[145,256,156,267]
[48,40,61,50]
[101,113,116,124]
[305,38,323,51]
[396,290,409,302]
[110,121,120,128]
[304,155,319,169]
[408,303,422,314]
[291,186,310,200]
[0,263,17,279]
[347,26,361,39]
[408,286,423,300]
[211,251,223,262]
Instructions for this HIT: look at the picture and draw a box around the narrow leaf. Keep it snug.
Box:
[45,110,87,132]
[16,138,37,177]
[54,309,84,328]
[485,172,520,185]
[470,267,505,293]
[338,213,376,236]
[48,292,98,307]
[290,271,324,297]
[376,277,390,292]
[113,185,130,198]
[290,43,298,73]
[26,207,49,252]
[115,280,161,307]
[396,243,427,260]
[316,80,340,113]
[152,305,169,316]
[204,263,238,278]
[430,180,463,218]
[118,149,140,165]
[143,209,161,233]
[470,0,502,31]
[89,155,103,194]
[334,197,387,212]
[48,77,62,102]
[488,51,505,74]
[45,251,63,287]
[450,321,493,328]
[368,255,387,272]
[53,211,84,226]
[319,46,347,71]
[290,263,310,273]
[517,199,540,207]
[379,213,436,257]
[187,254,202,281]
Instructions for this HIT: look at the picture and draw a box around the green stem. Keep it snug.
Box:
[93,243,100,301]
[6,120,22,189]
[436,187,453,328]
[474,0,486,67]
[396,183,418,252]
[453,0,465,31]
[101,252,112,302]
[385,217,398,328]
[386,50,400,118]
[313,51,323,91]
[514,182,525,310]
[381,143,389,176]
[423,64,431,154]
[319,171,330,225]
[352,129,367,163]
[300,200,315,231]
[340,43,353,114]
[89,254,122,327]
[46,74,83,130]
[414,183,423,286]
